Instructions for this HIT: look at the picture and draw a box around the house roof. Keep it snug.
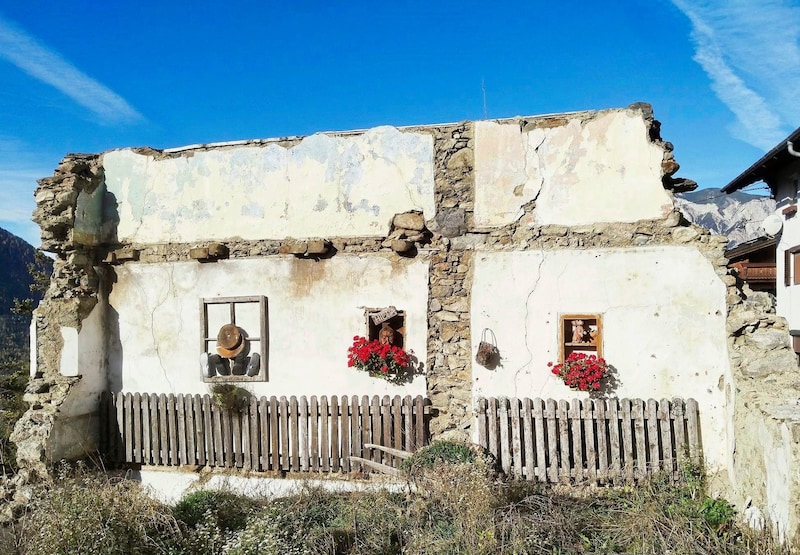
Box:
[724,235,776,261]
[722,126,800,194]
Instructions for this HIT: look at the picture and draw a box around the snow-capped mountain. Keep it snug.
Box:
[675,188,776,247]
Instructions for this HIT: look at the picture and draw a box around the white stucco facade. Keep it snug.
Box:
[101,126,435,244]
[471,246,732,470]
[473,110,672,229]
[105,255,428,398]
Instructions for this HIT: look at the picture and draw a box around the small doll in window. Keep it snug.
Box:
[571,320,587,343]
[378,323,395,345]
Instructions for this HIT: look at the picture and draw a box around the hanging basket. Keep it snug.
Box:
[475,328,500,369]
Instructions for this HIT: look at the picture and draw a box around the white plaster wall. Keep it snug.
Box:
[471,246,731,470]
[100,127,435,244]
[473,110,673,229]
[51,299,109,460]
[138,467,404,505]
[775,177,800,330]
[106,255,427,398]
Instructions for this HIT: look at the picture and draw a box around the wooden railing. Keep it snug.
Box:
[475,397,700,484]
[100,392,431,473]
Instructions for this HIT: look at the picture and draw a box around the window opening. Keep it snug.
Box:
[201,296,268,382]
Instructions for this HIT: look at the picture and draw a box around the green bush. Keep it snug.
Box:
[173,489,258,532]
[15,466,182,555]
[400,440,492,473]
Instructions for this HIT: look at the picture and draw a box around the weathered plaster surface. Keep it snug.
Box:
[474,109,672,228]
[107,255,428,397]
[471,246,732,469]
[102,127,435,243]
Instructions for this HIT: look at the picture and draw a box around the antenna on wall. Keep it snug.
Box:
[481,78,488,119]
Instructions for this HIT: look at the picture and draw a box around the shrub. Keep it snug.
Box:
[173,489,258,532]
[15,464,182,554]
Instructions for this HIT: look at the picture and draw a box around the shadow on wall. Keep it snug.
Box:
[104,268,123,393]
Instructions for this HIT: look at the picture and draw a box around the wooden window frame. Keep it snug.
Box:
[559,313,603,363]
[364,307,406,349]
[785,246,800,286]
[201,296,269,382]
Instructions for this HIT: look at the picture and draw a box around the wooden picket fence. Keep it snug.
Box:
[475,397,700,484]
[99,392,431,473]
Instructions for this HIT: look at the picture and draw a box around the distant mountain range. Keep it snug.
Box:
[675,188,776,247]
[0,227,47,370]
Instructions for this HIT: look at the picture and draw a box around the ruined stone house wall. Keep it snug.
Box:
[15,102,800,538]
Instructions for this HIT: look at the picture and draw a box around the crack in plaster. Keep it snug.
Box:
[512,251,548,397]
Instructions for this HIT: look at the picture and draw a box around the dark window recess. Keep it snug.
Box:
[365,307,406,349]
[200,296,268,382]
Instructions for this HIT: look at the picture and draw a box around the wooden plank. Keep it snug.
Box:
[646,399,659,476]
[132,392,142,464]
[115,393,125,462]
[330,396,340,472]
[99,391,108,457]
[476,398,488,453]
[672,397,687,472]
[299,396,309,472]
[632,399,646,482]
[290,396,300,471]
[393,395,403,457]
[340,396,350,472]
[595,400,608,484]
[159,394,169,466]
[498,397,511,475]
[280,396,290,471]
[321,396,330,472]
[620,399,634,484]
[686,398,700,464]
[533,398,547,482]
[270,396,280,471]
[249,396,259,470]
[522,398,535,480]
[510,398,523,478]
[382,395,392,467]
[364,443,413,459]
[124,393,133,463]
[403,395,413,453]
[545,399,559,483]
[569,399,582,483]
[581,399,596,484]
[488,398,500,463]
[176,394,187,466]
[141,393,152,464]
[259,396,269,471]
[212,397,224,467]
[310,396,319,472]
[370,396,381,464]
[192,395,204,466]
[222,405,234,468]
[557,400,571,483]
[414,396,426,449]
[349,457,400,476]
[607,398,621,483]
[185,395,196,466]
[201,395,212,467]
[659,399,674,476]
[351,396,362,472]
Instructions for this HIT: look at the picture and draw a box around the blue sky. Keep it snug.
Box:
[0,0,798,246]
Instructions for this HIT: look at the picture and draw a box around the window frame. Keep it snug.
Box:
[200,295,269,383]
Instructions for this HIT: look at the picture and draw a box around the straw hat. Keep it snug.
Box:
[216,324,246,358]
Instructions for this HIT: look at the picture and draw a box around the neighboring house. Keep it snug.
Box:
[722,127,800,352]
[725,236,777,296]
[12,104,800,539]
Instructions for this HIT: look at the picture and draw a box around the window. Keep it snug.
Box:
[364,306,406,348]
[784,247,800,286]
[559,314,602,362]
[200,296,268,382]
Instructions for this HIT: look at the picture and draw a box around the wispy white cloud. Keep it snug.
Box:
[670,0,800,150]
[0,15,143,125]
